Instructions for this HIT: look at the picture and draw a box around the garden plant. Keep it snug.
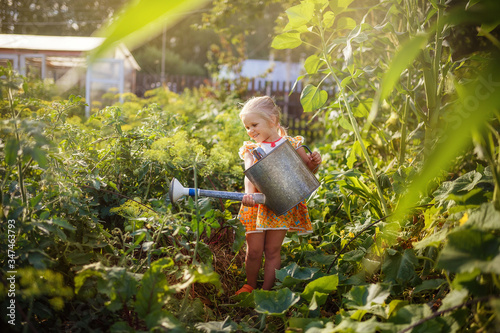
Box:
[1,0,500,332]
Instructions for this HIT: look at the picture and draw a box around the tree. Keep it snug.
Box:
[0,0,124,36]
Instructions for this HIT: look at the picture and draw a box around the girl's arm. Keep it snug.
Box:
[296,147,322,174]
[242,153,257,206]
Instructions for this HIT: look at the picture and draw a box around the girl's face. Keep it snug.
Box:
[241,113,280,143]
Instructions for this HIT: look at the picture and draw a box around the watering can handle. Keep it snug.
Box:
[299,145,313,154]
[298,145,320,173]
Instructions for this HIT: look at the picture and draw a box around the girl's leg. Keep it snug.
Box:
[262,229,287,290]
[245,232,265,289]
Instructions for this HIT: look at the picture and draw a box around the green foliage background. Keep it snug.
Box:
[1,0,500,332]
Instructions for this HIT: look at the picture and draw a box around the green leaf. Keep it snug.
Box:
[99,267,139,312]
[436,228,500,274]
[5,139,19,166]
[463,202,500,230]
[382,249,418,284]
[387,299,408,318]
[195,316,238,333]
[339,115,354,131]
[380,34,429,101]
[110,321,135,333]
[432,170,483,206]
[309,291,329,310]
[271,32,303,49]
[300,84,328,112]
[353,98,372,118]
[67,252,95,265]
[335,17,356,31]
[30,192,44,208]
[389,304,435,328]
[413,279,446,294]
[135,258,174,318]
[304,54,322,74]
[332,317,394,333]
[51,217,76,231]
[285,2,315,29]
[323,11,335,28]
[146,310,184,332]
[31,146,48,168]
[75,265,104,294]
[276,262,319,283]
[377,221,400,249]
[288,317,328,330]
[343,249,365,262]
[329,0,355,14]
[413,228,448,250]
[438,289,469,311]
[344,283,390,310]
[191,265,222,291]
[90,0,210,62]
[254,288,300,315]
[301,274,339,301]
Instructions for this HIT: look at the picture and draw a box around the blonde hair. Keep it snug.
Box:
[239,96,287,137]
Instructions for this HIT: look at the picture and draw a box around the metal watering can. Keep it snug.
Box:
[244,140,320,215]
[169,140,320,216]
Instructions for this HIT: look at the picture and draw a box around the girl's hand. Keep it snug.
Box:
[309,151,322,167]
[242,194,256,207]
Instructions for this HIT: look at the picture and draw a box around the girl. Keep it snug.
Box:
[235,96,322,295]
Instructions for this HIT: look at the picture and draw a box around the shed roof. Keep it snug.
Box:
[0,34,140,70]
[0,34,103,52]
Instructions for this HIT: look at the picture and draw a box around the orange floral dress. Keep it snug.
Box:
[237,136,313,235]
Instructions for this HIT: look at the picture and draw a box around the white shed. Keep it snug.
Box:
[0,34,141,117]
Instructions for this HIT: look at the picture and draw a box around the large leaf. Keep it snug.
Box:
[436,228,500,274]
[329,0,356,14]
[284,2,315,29]
[382,249,418,284]
[135,258,174,318]
[304,54,322,74]
[432,170,483,206]
[253,288,300,315]
[389,304,443,333]
[464,202,500,230]
[90,0,209,62]
[300,84,328,112]
[331,317,394,333]
[275,262,319,288]
[438,289,469,311]
[5,138,19,166]
[195,317,238,333]
[301,274,339,301]
[413,279,446,294]
[344,283,390,310]
[271,32,303,49]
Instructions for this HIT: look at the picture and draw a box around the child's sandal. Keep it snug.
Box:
[235,284,254,295]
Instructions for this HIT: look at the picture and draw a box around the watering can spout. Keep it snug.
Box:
[168,178,265,204]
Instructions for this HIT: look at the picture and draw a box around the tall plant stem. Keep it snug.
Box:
[318,24,389,216]
[8,76,27,211]
[192,161,201,265]
[180,160,201,319]
[399,71,411,165]
[424,0,444,155]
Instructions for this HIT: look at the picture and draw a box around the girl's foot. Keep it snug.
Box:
[235,284,254,295]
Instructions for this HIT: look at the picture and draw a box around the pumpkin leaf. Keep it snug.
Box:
[254,288,300,315]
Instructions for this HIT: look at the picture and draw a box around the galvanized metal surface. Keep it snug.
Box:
[244,140,320,216]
